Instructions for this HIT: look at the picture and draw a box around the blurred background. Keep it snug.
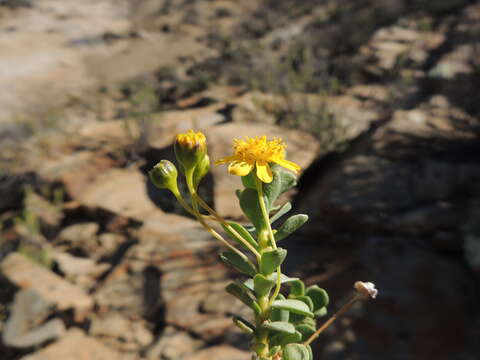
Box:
[0,0,479,359]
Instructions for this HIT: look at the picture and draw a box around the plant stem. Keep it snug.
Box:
[184,170,249,261]
[304,293,361,346]
[191,188,261,259]
[255,177,282,305]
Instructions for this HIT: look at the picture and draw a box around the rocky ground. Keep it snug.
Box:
[1,0,480,359]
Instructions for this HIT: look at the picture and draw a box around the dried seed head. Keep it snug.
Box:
[354,281,378,299]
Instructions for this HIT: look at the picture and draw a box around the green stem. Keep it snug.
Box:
[191,186,261,260]
[184,169,248,261]
[255,177,282,305]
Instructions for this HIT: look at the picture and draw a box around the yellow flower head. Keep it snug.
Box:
[214,135,300,183]
[174,130,207,171]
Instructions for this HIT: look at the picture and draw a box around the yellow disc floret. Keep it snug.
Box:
[215,135,300,183]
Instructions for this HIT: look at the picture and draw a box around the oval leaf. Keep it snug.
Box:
[253,274,275,297]
[239,188,268,230]
[244,272,299,291]
[270,330,302,347]
[233,316,255,334]
[289,280,305,297]
[306,285,329,311]
[220,252,257,276]
[271,299,314,317]
[263,321,295,334]
[275,214,308,242]
[225,282,261,314]
[295,323,316,341]
[283,344,311,360]
[260,248,287,276]
[270,202,292,224]
[222,221,259,252]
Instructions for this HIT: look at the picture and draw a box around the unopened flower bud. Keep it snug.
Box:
[174,130,207,173]
[354,281,378,299]
[149,160,178,192]
[193,154,210,189]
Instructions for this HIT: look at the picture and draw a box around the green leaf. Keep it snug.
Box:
[244,272,299,291]
[289,280,305,297]
[225,282,261,314]
[221,221,259,252]
[295,323,316,341]
[270,306,289,322]
[239,188,268,230]
[270,330,302,347]
[271,299,314,317]
[263,166,297,211]
[253,274,276,297]
[270,202,292,224]
[219,252,257,276]
[296,295,314,311]
[263,321,296,334]
[283,344,311,360]
[233,316,255,334]
[275,214,308,242]
[315,307,328,317]
[235,189,243,200]
[306,345,313,360]
[260,248,287,276]
[306,285,329,311]
[241,172,256,189]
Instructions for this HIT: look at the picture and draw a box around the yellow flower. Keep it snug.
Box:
[174,130,207,171]
[214,135,300,183]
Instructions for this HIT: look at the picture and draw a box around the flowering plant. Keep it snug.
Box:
[150,130,377,360]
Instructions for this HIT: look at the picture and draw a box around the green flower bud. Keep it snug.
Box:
[174,129,207,173]
[149,160,178,192]
[193,154,210,189]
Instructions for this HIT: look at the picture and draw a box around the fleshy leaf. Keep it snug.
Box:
[270,202,292,224]
[296,295,314,311]
[283,344,311,360]
[270,330,302,347]
[253,274,276,297]
[220,252,257,276]
[275,214,308,242]
[260,248,287,276]
[225,282,261,314]
[295,323,316,341]
[239,188,268,230]
[315,307,328,317]
[306,285,329,311]
[233,316,255,334]
[271,299,314,317]
[221,221,259,252]
[263,321,295,334]
[289,280,305,297]
[241,171,256,189]
[244,272,299,291]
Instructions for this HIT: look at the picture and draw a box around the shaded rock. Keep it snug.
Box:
[75,168,160,220]
[53,251,109,279]
[361,21,445,76]
[58,223,99,244]
[2,289,65,348]
[183,345,250,360]
[24,191,63,228]
[1,253,93,316]
[21,328,121,360]
[147,326,204,360]
[89,313,131,339]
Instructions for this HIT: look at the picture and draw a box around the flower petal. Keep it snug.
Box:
[228,161,254,176]
[256,161,273,183]
[215,155,241,165]
[274,158,301,173]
